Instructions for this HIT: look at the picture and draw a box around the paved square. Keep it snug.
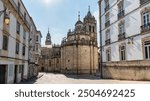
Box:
[22,73,150,84]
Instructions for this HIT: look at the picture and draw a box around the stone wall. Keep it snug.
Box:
[61,45,98,74]
[102,60,150,81]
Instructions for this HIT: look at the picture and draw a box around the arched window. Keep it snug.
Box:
[89,25,92,32]
[93,26,95,32]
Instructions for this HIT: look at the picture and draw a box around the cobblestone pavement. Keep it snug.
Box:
[22,72,150,84]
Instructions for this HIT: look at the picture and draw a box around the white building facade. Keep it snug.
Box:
[0,0,41,83]
[99,0,150,80]
[35,31,42,74]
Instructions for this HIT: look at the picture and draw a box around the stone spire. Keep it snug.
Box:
[45,28,52,45]
[87,6,92,18]
[78,11,80,21]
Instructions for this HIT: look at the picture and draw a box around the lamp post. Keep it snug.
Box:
[0,8,10,25]
[127,37,134,45]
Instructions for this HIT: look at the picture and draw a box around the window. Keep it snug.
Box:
[23,29,26,39]
[106,48,111,61]
[119,22,125,34]
[141,10,150,33]
[49,61,51,66]
[105,0,109,7]
[16,21,20,34]
[22,45,25,56]
[3,35,8,50]
[106,30,110,40]
[36,45,38,51]
[105,0,109,12]
[105,29,111,45]
[89,25,92,32]
[92,26,95,32]
[24,12,26,21]
[105,13,110,27]
[118,1,124,13]
[18,2,20,12]
[118,0,124,19]
[16,42,19,54]
[119,44,126,61]
[118,21,126,40]
[144,41,150,60]
[36,36,39,42]
[105,13,109,23]
[143,11,149,25]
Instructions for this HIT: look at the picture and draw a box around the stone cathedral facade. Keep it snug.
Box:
[39,30,61,73]
[61,9,98,74]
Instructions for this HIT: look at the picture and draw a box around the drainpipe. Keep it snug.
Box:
[98,0,103,78]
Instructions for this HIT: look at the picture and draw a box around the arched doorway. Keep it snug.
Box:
[41,67,44,72]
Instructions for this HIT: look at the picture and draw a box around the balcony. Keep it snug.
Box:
[3,23,9,34]
[140,0,150,6]
[118,10,125,19]
[118,32,126,41]
[105,20,110,28]
[105,5,109,12]
[105,39,111,45]
[9,0,18,12]
[141,23,150,33]
[9,0,30,29]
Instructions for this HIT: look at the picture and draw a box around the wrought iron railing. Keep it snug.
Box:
[118,32,126,41]
[118,10,125,19]
[141,23,150,33]
[105,39,111,45]
[140,0,150,5]
[105,5,109,12]
[105,20,110,28]
[9,0,30,29]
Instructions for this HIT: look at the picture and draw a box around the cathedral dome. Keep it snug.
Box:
[75,20,83,26]
[75,11,83,27]
[75,20,83,32]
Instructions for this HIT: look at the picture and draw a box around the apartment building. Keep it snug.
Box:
[35,31,42,74]
[98,0,150,80]
[28,18,42,78]
[0,0,41,83]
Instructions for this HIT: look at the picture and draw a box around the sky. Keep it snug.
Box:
[22,0,99,46]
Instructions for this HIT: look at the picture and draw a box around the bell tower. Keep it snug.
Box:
[45,28,52,45]
[84,6,97,43]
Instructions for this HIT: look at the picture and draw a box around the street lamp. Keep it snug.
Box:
[127,37,134,45]
[0,9,10,25]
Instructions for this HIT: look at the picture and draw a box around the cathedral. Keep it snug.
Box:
[39,7,98,74]
[61,7,98,74]
[39,29,61,72]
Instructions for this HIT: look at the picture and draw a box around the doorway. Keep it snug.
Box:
[41,67,44,72]
[14,65,18,83]
[21,65,24,81]
[0,65,6,84]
